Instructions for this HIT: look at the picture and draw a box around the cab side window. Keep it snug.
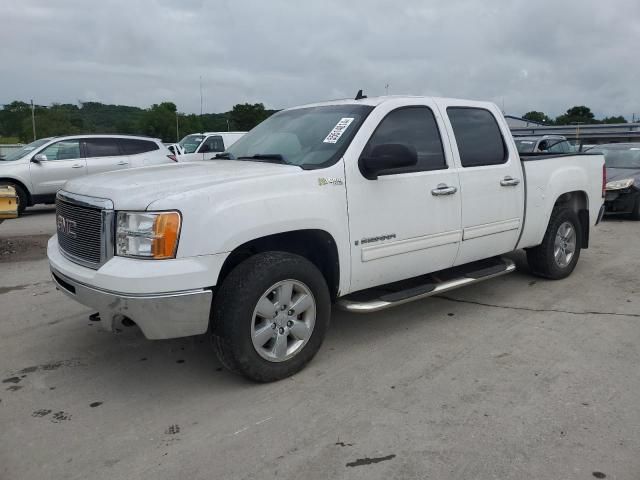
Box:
[85,138,121,158]
[447,107,507,167]
[39,140,82,161]
[362,106,447,174]
[198,136,225,153]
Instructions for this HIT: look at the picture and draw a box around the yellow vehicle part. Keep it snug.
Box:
[0,186,19,220]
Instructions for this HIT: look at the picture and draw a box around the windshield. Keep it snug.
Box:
[592,146,640,169]
[178,134,205,154]
[514,139,536,153]
[1,138,51,161]
[225,104,374,168]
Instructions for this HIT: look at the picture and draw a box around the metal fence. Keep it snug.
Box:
[511,123,640,150]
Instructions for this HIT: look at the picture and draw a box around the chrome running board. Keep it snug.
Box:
[337,257,516,313]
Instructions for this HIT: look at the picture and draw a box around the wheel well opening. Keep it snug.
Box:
[553,191,589,248]
[217,230,340,299]
[0,178,31,206]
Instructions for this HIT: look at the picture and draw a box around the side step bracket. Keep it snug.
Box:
[337,257,516,313]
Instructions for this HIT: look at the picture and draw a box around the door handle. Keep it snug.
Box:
[117,161,129,166]
[500,176,520,187]
[71,164,83,169]
[431,183,458,196]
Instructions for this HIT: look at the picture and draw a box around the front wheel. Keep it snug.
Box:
[526,207,582,280]
[211,252,331,382]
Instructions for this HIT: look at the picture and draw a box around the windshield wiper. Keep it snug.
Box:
[214,152,233,159]
[236,154,291,165]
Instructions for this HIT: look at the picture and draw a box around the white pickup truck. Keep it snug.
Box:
[48,95,605,382]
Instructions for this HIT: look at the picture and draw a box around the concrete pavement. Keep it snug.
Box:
[1,210,639,480]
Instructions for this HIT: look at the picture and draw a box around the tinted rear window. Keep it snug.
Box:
[447,107,507,167]
[85,138,121,158]
[119,138,159,155]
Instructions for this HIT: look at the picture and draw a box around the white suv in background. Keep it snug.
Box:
[0,135,175,214]
[177,132,246,162]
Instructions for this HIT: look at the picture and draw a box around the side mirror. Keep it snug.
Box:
[32,154,47,163]
[359,144,418,180]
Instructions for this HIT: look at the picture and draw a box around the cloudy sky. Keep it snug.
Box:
[2,0,640,119]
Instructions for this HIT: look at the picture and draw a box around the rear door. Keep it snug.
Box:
[29,139,87,196]
[345,100,462,292]
[119,138,168,167]
[84,138,129,175]
[437,101,524,265]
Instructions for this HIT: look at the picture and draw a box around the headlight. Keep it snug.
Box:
[605,178,635,190]
[116,211,181,259]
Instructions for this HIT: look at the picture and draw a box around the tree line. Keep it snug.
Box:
[1,100,631,144]
[0,101,277,144]
[522,106,628,125]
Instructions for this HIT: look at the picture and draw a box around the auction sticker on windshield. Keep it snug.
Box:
[323,118,354,144]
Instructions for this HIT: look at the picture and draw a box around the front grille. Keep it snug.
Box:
[56,197,104,267]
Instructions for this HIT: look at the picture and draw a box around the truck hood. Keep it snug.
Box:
[63,161,301,210]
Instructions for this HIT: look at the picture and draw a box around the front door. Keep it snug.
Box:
[196,135,225,161]
[436,101,525,265]
[345,101,462,293]
[29,139,86,197]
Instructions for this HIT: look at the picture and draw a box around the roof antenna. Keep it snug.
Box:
[355,89,367,100]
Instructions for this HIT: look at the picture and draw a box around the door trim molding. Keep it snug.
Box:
[361,230,462,262]
[462,218,521,241]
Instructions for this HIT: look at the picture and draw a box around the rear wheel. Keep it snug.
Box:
[211,252,331,382]
[0,182,28,215]
[526,207,582,279]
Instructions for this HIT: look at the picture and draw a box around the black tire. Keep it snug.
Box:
[526,207,582,280]
[211,252,331,382]
[0,181,28,215]
[630,195,640,221]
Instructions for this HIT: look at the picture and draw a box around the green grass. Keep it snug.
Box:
[0,137,20,144]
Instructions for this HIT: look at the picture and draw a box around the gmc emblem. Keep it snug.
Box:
[56,215,77,238]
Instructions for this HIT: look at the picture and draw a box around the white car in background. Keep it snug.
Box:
[177,132,246,162]
[0,134,175,214]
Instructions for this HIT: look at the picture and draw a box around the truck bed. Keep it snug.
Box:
[516,152,604,249]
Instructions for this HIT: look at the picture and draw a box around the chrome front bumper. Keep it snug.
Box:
[51,268,212,339]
